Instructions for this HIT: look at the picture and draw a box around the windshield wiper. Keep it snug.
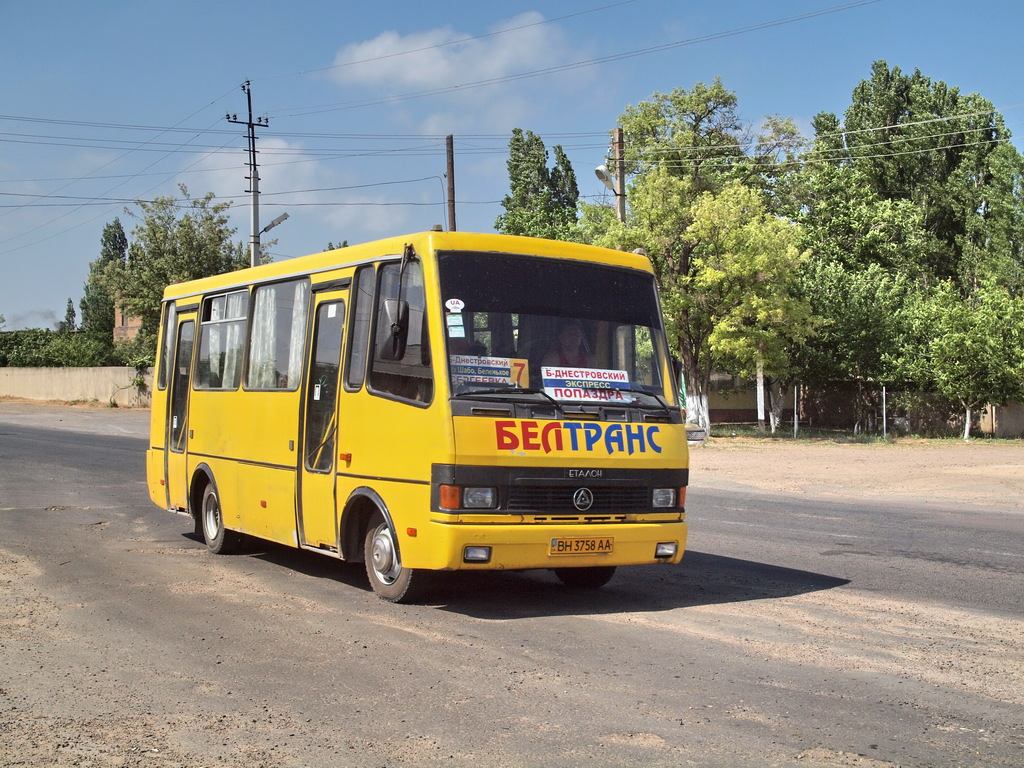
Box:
[452,385,562,409]
[608,387,672,412]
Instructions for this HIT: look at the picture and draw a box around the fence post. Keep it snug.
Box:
[882,385,887,439]
[792,383,799,438]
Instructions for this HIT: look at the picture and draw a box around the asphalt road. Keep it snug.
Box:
[1,405,1022,767]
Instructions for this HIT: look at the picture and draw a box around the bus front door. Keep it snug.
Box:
[298,292,347,550]
[165,317,195,513]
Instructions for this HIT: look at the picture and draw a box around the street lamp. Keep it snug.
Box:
[594,127,626,222]
[260,212,289,236]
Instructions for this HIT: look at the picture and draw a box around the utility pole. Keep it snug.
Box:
[612,127,626,223]
[446,134,456,231]
[227,81,268,268]
[595,127,627,222]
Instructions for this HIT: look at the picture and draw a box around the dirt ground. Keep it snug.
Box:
[2,400,1023,767]
[689,437,1024,510]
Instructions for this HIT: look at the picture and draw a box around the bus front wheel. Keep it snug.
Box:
[201,482,240,555]
[554,566,617,589]
[363,514,429,603]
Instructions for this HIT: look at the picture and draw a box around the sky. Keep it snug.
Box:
[2,0,1023,330]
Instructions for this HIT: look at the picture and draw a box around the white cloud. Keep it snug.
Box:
[332,12,568,89]
[327,12,595,133]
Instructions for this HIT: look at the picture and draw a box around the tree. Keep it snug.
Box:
[581,81,809,428]
[57,298,76,333]
[816,60,1021,292]
[80,218,127,355]
[495,129,581,241]
[679,182,814,431]
[793,259,913,432]
[110,186,246,348]
[890,282,1024,439]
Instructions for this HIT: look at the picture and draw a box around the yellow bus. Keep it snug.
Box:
[147,230,688,601]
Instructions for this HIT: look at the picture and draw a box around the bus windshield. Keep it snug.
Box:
[437,251,674,407]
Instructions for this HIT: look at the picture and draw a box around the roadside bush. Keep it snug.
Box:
[0,329,116,367]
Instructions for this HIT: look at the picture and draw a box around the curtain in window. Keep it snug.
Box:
[223,292,246,388]
[248,287,277,389]
[285,281,309,388]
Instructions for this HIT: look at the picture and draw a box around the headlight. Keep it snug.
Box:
[652,488,676,508]
[463,487,498,509]
[655,542,677,558]
[464,546,492,562]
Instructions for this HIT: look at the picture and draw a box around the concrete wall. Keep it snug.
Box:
[980,401,1024,439]
[0,367,152,407]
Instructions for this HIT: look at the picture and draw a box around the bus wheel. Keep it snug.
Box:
[201,483,240,555]
[363,514,429,603]
[554,566,616,589]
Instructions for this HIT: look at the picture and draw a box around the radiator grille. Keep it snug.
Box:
[507,485,648,513]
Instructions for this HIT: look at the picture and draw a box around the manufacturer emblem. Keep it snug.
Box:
[572,488,594,511]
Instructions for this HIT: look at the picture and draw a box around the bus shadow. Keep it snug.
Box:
[184,534,849,619]
[430,551,850,619]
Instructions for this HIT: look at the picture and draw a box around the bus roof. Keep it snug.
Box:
[161,230,654,302]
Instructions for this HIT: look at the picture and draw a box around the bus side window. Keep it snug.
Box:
[196,291,248,391]
[157,302,177,391]
[345,265,374,391]
[368,261,433,404]
[246,279,310,390]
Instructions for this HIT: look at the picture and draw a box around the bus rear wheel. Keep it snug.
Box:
[554,566,617,589]
[363,514,430,603]
[201,482,240,555]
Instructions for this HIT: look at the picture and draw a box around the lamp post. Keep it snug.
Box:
[255,212,289,265]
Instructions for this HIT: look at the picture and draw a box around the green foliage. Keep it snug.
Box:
[813,60,1022,292]
[79,218,127,356]
[112,333,157,368]
[0,329,111,367]
[888,282,1024,436]
[57,298,77,333]
[794,259,912,386]
[495,129,581,241]
[580,81,814,428]
[689,183,816,381]
[109,185,246,339]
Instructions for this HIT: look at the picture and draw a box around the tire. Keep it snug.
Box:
[200,482,241,555]
[363,513,430,603]
[554,566,617,589]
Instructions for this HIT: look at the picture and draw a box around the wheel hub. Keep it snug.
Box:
[370,525,402,584]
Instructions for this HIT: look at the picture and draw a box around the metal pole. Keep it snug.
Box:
[247,84,260,267]
[613,127,626,223]
[227,82,265,268]
[793,384,799,438]
[882,385,887,439]
[446,135,456,231]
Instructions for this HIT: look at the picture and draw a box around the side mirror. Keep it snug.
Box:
[378,299,409,360]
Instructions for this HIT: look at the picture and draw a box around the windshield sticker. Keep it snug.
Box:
[541,366,632,402]
[446,313,464,328]
[448,325,466,338]
[451,355,528,387]
[445,298,465,313]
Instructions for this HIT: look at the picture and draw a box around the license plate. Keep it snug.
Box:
[549,537,614,555]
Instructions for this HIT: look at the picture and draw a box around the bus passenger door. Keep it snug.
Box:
[299,292,347,549]
[165,317,195,512]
